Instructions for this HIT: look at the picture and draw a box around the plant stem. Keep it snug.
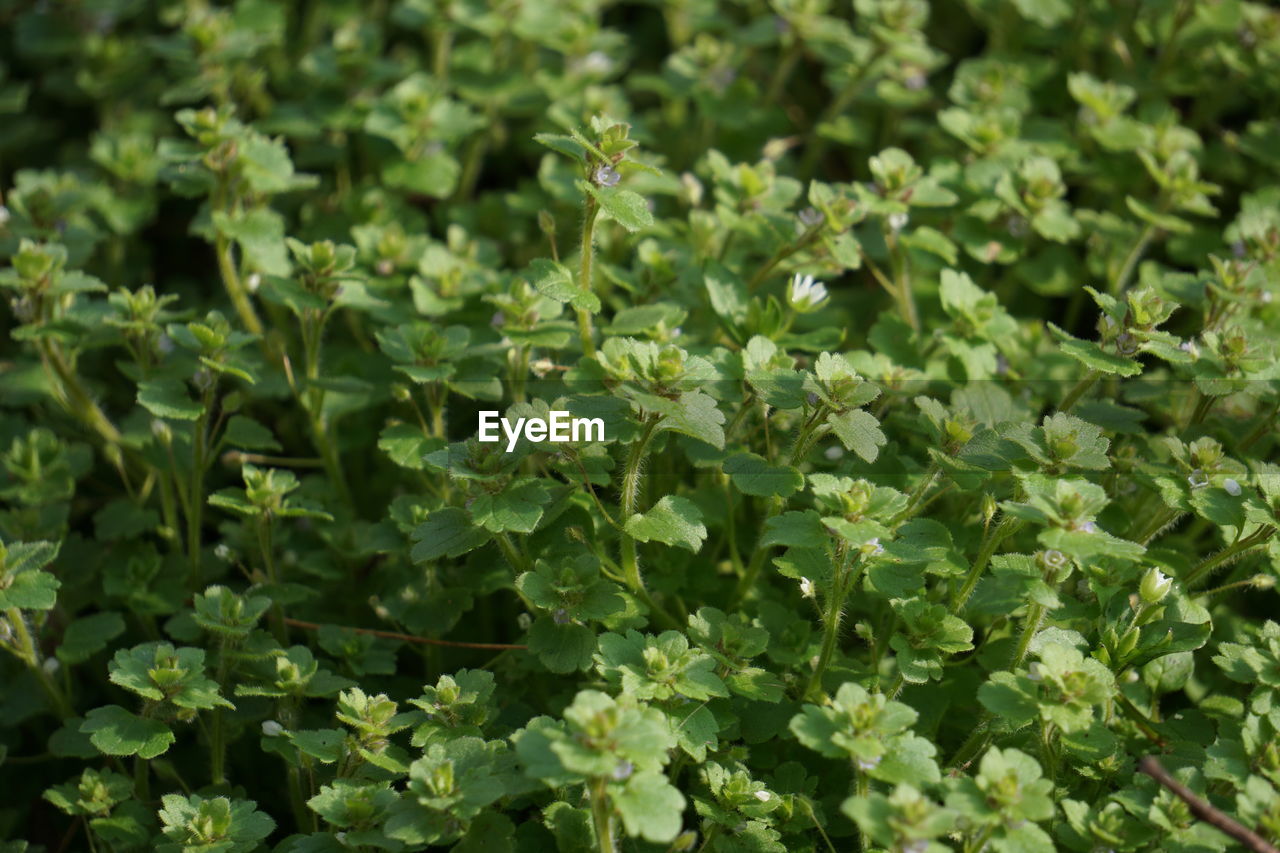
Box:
[1057,369,1100,413]
[1010,599,1046,671]
[1111,222,1156,296]
[578,197,601,358]
[950,517,1020,614]
[213,179,264,337]
[618,418,677,627]
[5,607,72,718]
[852,771,870,852]
[1184,528,1276,587]
[588,778,614,853]
[259,516,286,643]
[886,228,919,332]
[804,549,860,700]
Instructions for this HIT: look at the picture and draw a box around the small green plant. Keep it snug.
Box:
[2,1,1280,851]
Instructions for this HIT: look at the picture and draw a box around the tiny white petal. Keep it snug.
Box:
[1224,478,1242,496]
[262,720,285,737]
[753,790,772,802]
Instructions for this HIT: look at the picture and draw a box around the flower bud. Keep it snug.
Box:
[1140,568,1173,605]
[262,720,285,737]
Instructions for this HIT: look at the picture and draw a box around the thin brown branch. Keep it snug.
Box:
[1138,756,1279,853]
[283,617,528,651]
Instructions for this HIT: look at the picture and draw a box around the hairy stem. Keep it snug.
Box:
[578,197,601,358]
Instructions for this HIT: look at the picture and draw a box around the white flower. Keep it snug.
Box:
[335,832,347,844]
[864,537,885,557]
[580,51,613,75]
[262,720,285,737]
[1224,478,1242,496]
[517,612,533,631]
[1026,662,1043,682]
[888,211,909,233]
[246,273,261,293]
[594,164,620,187]
[797,207,825,228]
[1078,521,1098,534]
[855,755,882,771]
[787,273,829,313]
[753,790,772,803]
[824,445,844,461]
[799,577,815,598]
[42,657,60,674]
[1188,468,1210,489]
[214,544,233,562]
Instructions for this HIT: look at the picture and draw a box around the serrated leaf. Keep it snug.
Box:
[527,258,599,312]
[585,185,654,232]
[723,452,803,497]
[81,706,174,759]
[625,496,707,552]
[411,508,490,561]
[826,409,887,462]
[137,379,204,420]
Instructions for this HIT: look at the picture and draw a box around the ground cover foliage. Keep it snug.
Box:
[2,0,1280,850]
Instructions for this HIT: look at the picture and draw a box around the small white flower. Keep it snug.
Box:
[580,50,613,75]
[611,760,634,781]
[594,164,621,187]
[1026,662,1043,682]
[1078,521,1098,534]
[376,258,395,276]
[1224,478,1242,497]
[888,211,909,233]
[1188,468,1210,489]
[787,273,829,313]
[261,720,285,737]
[855,755,882,771]
[214,544,233,562]
[753,790,772,803]
[42,657,60,675]
[1126,669,1140,683]
[1263,291,1274,304]
[246,273,261,293]
[799,577,815,598]
[335,832,347,844]
[517,612,533,631]
[797,207,825,228]
[864,537,885,557]
[824,445,844,461]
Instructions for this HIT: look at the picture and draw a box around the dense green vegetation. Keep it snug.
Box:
[2,1,1280,851]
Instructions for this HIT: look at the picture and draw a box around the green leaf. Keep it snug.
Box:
[1047,324,1142,376]
[470,481,549,533]
[611,771,686,843]
[528,618,595,673]
[723,452,804,497]
[57,612,126,664]
[585,185,654,232]
[826,409,887,462]
[625,496,707,552]
[527,258,599,312]
[411,508,490,561]
[0,567,59,609]
[81,706,174,759]
[137,379,205,420]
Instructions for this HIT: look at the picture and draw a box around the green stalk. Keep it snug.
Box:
[1057,369,1100,413]
[302,310,352,508]
[258,516,287,643]
[1110,222,1156,297]
[588,778,614,853]
[213,178,264,337]
[885,228,919,332]
[732,408,827,605]
[210,639,231,786]
[950,517,1020,613]
[578,197,601,358]
[1010,600,1047,671]
[1184,528,1276,587]
[804,549,861,701]
[618,417,677,627]
[5,608,72,718]
[852,771,871,852]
